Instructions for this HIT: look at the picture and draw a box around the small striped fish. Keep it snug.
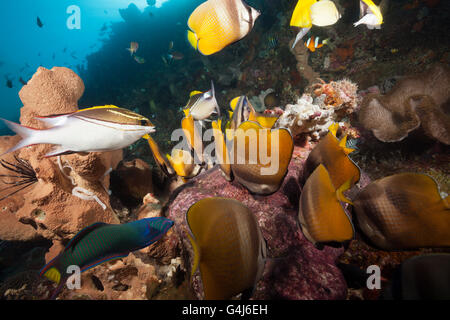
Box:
[40,217,174,299]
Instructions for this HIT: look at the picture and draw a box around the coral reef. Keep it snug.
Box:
[275,78,359,141]
[358,63,450,143]
[0,67,122,246]
[166,155,348,300]
[290,39,319,85]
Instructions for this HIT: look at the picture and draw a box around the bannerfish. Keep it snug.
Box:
[354,0,384,29]
[186,197,267,300]
[40,217,174,299]
[353,173,450,250]
[298,164,354,246]
[290,0,340,49]
[304,36,329,52]
[183,81,220,121]
[384,254,450,300]
[37,16,43,28]
[187,0,261,55]
[301,123,360,188]
[134,55,145,64]
[166,148,201,181]
[227,96,257,140]
[1,105,156,157]
[212,119,232,180]
[127,42,139,55]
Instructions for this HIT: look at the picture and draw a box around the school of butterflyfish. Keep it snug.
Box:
[1,0,448,301]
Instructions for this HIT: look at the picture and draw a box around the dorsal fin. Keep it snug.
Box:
[335,179,353,205]
[64,222,108,252]
[230,96,241,111]
[328,123,339,137]
[190,90,203,97]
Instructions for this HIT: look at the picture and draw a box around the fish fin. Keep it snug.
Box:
[186,231,201,281]
[64,222,108,253]
[0,119,41,156]
[183,108,190,117]
[40,254,62,283]
[328,123,339,137]
[187,30,198,50]
[230,97,241,111]
[336,179,353,205]
[43,146,74,158]
[292,27,311,49]
[190,90,203,97]
[210,80,220,117]
[81,252,129,273]
[34,115,69,127]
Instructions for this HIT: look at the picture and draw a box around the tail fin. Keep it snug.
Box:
[0,119,40,156]
[187,30,198,50]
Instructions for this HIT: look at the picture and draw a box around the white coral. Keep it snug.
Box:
[249,88,275,112]
[276,94,342,140]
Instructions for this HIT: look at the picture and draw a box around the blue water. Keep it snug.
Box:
[0,0,202,134]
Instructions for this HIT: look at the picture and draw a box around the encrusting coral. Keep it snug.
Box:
[358,63,450,144]
[275,78,360,141]
[0,67,122,245]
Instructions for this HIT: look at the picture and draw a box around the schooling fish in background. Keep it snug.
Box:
[40,217,174,299]
[36,16,43,28]
[186,197,267,300]
[304,36,329,52]
[126,42,139,55]
[301,123,360,188]
[354,0,385,29]
[0,105,156,157]
[5,78,12,88]
[298,164,355,246]
[168,41,174,51]
[383,254,450,300]
[167,51,184,61]
[290,0,340,49]
[134,55,146,64]
[183,81,220,121]
[353,172,450,250]
[187,0,261,55]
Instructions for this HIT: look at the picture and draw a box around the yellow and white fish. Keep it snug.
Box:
[183,81,220,121]
[126,42,139,55]
[1,106,155,157]
[187,0,261,55]
[354,0,384,29]
[290,0,340,49]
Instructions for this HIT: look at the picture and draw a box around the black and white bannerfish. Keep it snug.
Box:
[1,105,155,157]
[183,81,220,121]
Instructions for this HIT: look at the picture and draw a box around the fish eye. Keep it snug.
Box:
[140,119,149,126]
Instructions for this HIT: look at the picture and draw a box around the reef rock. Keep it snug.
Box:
[166,152,348,300]
[358,63,450,144]
[0,67,122,244]
[290,39,319,85]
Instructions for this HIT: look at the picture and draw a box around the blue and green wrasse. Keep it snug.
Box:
[40,217,174,299]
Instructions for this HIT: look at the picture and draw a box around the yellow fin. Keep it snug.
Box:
[190,90,203,97]
[328,123,339,137]
[44,267,61,284]
[186,232,201,280]
[362,0,383,24]
[256,116,278,129]
[187,30,198,50]
[230,97,241,111]
[183,108,190,117]
[77,105,119,112]
[228,110,233,119]
[142,134,150,140]
[290,0,316,27]
[336,179,353,205]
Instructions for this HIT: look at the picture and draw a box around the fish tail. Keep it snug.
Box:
[39,256,62,285]
[0,119,42,155]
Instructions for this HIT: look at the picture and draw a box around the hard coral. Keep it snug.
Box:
[358,64,450,143]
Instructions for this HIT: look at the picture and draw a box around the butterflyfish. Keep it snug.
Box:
[353,173,450,250]
[187,0,261,56]
[354,0,384,29]
[40,217,174,299]
[143,134,175,177]
[183,81,220,121]
[181,112,205,163]
[166,148,201,180]
[186,197,267,300]
[230,120,293,195]
[212,119,232,181]
[298,164,354,246]
[1,106,155,157]
[227,96,257,141]
[301,123,360,188]
[126,42,139,55]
